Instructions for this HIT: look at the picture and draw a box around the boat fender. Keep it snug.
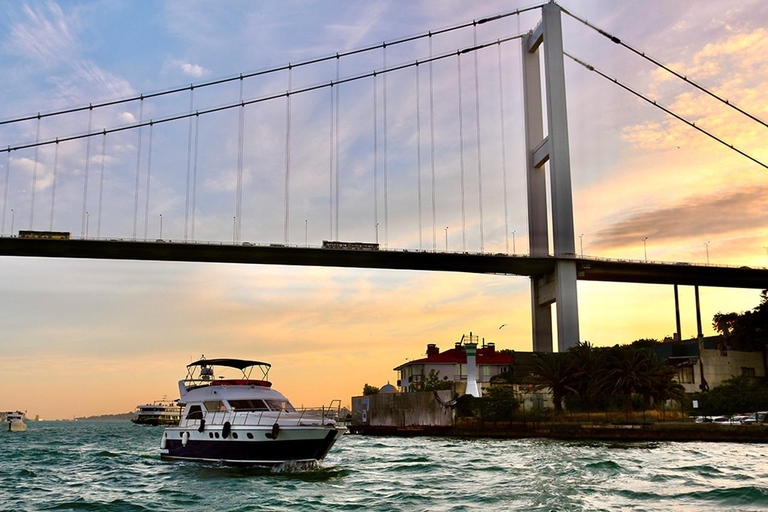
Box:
[182,431,189,447]
[198,418,205,433]
[160,433,167,450]
[266,422,280,439]
[222,421,231,439]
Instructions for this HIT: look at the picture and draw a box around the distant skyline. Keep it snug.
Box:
[1,0,766,419]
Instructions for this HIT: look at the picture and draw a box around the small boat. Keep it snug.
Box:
[132,399,182,426]
[160,357,345,466]
[3,411,27,432]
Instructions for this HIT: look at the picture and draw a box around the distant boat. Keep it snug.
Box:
[132,399,181,426]
[159,357,345,466]
[3,411,27,432]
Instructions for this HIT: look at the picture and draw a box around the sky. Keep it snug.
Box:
[0,0,766,420]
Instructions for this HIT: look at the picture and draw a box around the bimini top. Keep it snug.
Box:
[182,357,272,390]
[187,358,271,370]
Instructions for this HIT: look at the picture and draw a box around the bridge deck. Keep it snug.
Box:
[0,238,765,289]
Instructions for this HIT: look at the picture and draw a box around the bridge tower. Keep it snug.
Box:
[522,2,580,352]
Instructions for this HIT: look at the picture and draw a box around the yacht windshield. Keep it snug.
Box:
[228,399,269,412]
[264,400,296,413]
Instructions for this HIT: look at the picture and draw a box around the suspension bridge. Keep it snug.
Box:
[1,2,766,352]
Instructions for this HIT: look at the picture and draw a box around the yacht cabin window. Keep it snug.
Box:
[204,401,226,412]
[186,405,203,420]
[228,399,270,411]
[264,400,296,413]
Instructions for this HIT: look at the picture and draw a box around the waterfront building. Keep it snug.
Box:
[652,335,767,393]
[393,333,514,395]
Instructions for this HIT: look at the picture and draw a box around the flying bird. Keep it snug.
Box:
[499,324,506,329]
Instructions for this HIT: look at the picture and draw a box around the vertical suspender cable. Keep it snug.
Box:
[383,44,389,248]
[2,150,10,234]
[457,52,467,252]
[473,24,485,253]
[429,35,437,251]
[49,141,59,231]
[97,132,106,238]
[416,62,423,250]
[284,66,292,245]
[373,72,379,240]
[235,76,245,244]
[30,115,41,229]
[335,57,340,240]
[80,107,93,236]
[497,43,510,254]
[329,79,334,240]
[143,122,154,239]
[184,86,195,241]
[191,112,200,241]
[133,98,144,239]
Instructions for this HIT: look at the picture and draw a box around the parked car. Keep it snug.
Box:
[742,411,767,425]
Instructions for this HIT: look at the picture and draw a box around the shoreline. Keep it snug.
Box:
[348,421,768,443]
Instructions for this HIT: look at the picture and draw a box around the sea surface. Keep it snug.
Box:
[1,421,767,511]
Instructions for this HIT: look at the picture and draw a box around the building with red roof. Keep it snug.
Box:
[393,333,514,393]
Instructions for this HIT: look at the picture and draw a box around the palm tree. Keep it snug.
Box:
[603,347,654,413]
[530,352,578,413]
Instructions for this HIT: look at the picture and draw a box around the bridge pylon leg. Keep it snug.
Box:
[523,2,580,352]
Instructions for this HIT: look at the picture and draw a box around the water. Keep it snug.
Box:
[1,422,767,511]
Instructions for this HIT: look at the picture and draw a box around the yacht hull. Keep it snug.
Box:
[160,426,343,466]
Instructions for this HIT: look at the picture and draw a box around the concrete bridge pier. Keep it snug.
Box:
[523,2,580,352]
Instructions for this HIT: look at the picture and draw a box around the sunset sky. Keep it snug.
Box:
[1,0,766,420]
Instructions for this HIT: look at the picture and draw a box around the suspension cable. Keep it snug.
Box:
[560,6,768,130]
[143,122,154,239]
[373,71,379,241]
[565,52,768,170]
[0,3,545,127]
[3,35,525,153]
[328,79,334,240]
[235,77,245,244]
[191,113,200,241]
[497,42,510,255]
[132,99,144,239]
[457,52,467,252]
[97,133,106,238]
[30,116,41,229]
[335,57,340,240]
[184,86,195,241]
[429,35,437,252]
[2,151,9,234]
[416,61,423,251]
[49,140,59,231]
[284,66,292,245]
[473,23,485,253]
[383,44,389,248]
[80,107,93,236]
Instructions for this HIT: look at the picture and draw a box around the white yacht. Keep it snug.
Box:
[160,357,345,466]
[3,411,27,432]
[132,399,181,426]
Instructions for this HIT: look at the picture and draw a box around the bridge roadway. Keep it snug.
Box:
[0,237,766,289]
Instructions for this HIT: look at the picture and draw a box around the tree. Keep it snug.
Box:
[423,369,452,391]
[362,384,380,395]
[529,352,578,413]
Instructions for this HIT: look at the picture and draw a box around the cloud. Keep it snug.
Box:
[590,183,768,250]
[4,2,79,66]
[164,58,211,78]
[180,62,210,78]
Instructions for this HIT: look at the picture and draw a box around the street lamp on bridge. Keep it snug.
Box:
[705,240,710,265]
[159,214,163,239]
[643,236,648,262]
[512,229,516,255]
[10,209,15,236]
[85,212,90,239]
[445,227,449,252]
[579,233,584,258]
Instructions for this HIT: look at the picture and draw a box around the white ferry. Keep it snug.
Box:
[132,399,181,426]
[160,357,345,466]
[3,411,27,432]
